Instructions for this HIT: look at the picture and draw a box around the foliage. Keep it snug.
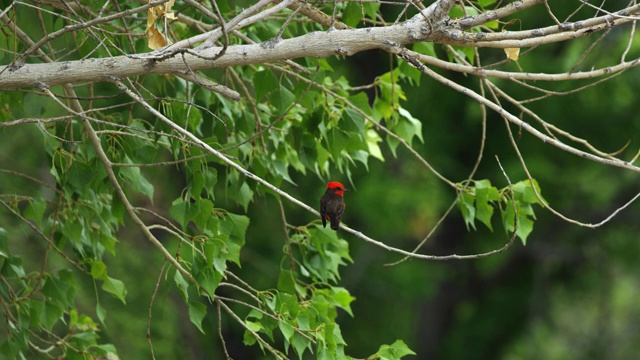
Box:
[457,179,547,245]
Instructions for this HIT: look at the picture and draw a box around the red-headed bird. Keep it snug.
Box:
[320,181,348,230]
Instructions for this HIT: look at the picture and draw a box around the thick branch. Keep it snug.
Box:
[2,2,639,89]
[0,22,420,89]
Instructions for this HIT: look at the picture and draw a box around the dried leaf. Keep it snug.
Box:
[504,47,520,61]
[147,2,157,27]
[145,0,173,49]
[165,0,176,19]
[501,29,520,61]
[147,25,167,50]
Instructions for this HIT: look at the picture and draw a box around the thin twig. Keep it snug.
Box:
[147,262,168,360]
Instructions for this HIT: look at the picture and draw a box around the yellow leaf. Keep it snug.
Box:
[145,0,174,49]
[165,0,176,19]
[147,25,167,50]
[147,2,157,28]
[504,47,520,61]
[501,29,520,61]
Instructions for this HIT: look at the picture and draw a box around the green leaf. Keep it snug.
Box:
[475,200,494,230]
[275,292,300,317]
[363,2,379,19]
[192,198,214,230]
[8,263,26,278]
[29,300,43,328]
[291,332,311,359]
[485,20,500,29]
[66,159,101,196]
[41,271,75,320]
[94,344,118,358]
[102,276,127,304]
[396,107,424,144]
[118,157,154,201]
[399,59,422,86]
[199,267,222,296]
[374,339,416,359]
[366,129,384,162]
[413,42,436,57]
[304,226,351,283]
[90,260,108,281]
[221,212,250,243]
[316,142,330,171]
[253,70,279,101]
[448,45,476,65]
[373,97,394,120]
[203,167,218,199]
[273,159,293,183]
[500,179,546,244]
[478,0,497,7]
[501,202,534,245]
[457,191,476,230]
[111,193,126,225]
[24,198,46,228]
[278,320,295,342]
[377,70,405,104]
[270,86,296,114]
[189,169,205,199]
[475,179,500,231]
[243,320,263,346]
[62,219,85,252]
[326,128,349,160]
[41,301,64,331]
[174,270,190,302]
[316,58,334,72]
[513,179,547,206]
[96,302,107,326]
[449,4,479,18]
[331,287,355,317]
[0,227,9,259]
[476,180,500,199]
[343,108,365,135]
[342,2,363,27]
[169,197,188,228]
[188,301,207,334]
[348,92,372,117]
[277,269,297,294]
[235,182,254,211]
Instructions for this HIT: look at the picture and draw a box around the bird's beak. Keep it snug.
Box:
[344,188,351,192]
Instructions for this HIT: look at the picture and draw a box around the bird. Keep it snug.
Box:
[320,181,349,230]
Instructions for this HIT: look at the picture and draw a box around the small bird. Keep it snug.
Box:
[320,181,349,230]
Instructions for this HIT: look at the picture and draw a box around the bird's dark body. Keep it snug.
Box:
[320,189,345,230]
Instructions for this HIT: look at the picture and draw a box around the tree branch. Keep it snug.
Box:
[4,2,638,90]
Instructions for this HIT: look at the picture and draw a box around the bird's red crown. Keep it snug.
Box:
[326,181,346,196]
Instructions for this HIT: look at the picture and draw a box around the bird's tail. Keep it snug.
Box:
[329,214,340,230]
